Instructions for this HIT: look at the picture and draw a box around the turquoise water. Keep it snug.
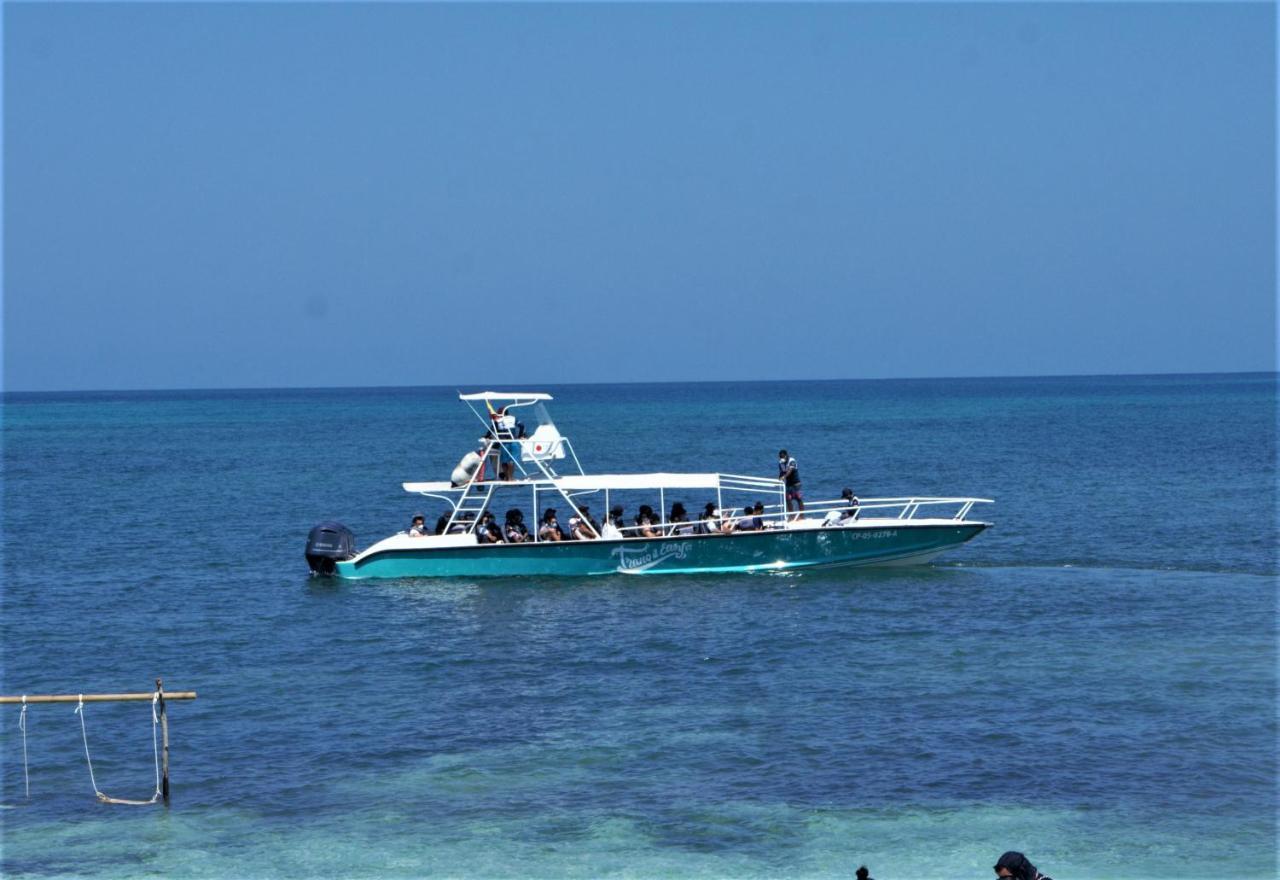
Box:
[2,374,1276,879]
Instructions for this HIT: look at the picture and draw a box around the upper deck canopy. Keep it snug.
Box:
[404,472,782,494]
[459,391,553,402]
[554,473,726,491]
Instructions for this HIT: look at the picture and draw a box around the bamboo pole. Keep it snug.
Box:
[0,691,196,703]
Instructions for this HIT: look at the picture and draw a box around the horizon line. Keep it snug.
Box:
[2,367,1276,397]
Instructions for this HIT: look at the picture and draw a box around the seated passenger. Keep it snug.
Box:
[696,502,718,535]
[735,506,759,531]
[504,509,530,543]
[823,488,861,526]
[602,506,625,539]
[668,502,693,536]
[408,514,428,537]
[569,504,601,540]
[477,511,503,543]
[539,508,564,542]
[447,512,475,534]
[434,513,450,535]
[752,501,768,529]
[635,505,660,538]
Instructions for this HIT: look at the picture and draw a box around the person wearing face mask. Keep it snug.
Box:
[634,504,660,538]
[539,508,564,542]
[476,511,503,543]
[568,504,600,540]
[778,449,803,520]
[504,509,529,543]
[696,502,723,534]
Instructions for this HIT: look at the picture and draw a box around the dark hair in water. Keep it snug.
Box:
[994,852,1041,880]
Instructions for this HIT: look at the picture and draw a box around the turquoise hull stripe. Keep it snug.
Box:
[333,523,986,580]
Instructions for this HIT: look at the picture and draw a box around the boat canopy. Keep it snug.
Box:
[404,472,782,494]
[403,480,468,494]
[554,473,776,491]
[458,391,553,402]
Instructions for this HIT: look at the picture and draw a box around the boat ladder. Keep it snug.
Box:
[445,479,495,533]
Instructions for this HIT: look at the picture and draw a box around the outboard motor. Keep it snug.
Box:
[305,521,356,575]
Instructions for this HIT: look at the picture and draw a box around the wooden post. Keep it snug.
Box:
[156,678,170,805]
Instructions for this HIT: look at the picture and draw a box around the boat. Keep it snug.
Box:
[305,391,993,579]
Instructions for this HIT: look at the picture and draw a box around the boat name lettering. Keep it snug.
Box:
[611,541,692,572]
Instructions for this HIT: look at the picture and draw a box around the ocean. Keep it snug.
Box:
[1,374,1275,879]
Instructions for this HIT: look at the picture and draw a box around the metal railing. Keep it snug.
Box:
[626,495,993,538]
[786,496,994,524]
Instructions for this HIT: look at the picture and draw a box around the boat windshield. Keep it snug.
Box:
[488,399,553,436]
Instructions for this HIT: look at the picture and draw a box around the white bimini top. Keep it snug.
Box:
[458,391,553,402]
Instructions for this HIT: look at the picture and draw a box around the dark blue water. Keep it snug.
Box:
[2,375,1276,878]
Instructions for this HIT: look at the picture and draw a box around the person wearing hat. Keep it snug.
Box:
[408,514,427,537]
[823,488,860,526]
[994,851,1053,880]
[539,508,564,542]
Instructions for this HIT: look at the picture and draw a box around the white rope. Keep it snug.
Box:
[74,695,103,799]
[73,694,162,805]
[18,696,29,799]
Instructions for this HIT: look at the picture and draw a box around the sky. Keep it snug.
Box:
[2,2,1276,392]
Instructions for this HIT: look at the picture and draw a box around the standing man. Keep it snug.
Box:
[778,449,803,520]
